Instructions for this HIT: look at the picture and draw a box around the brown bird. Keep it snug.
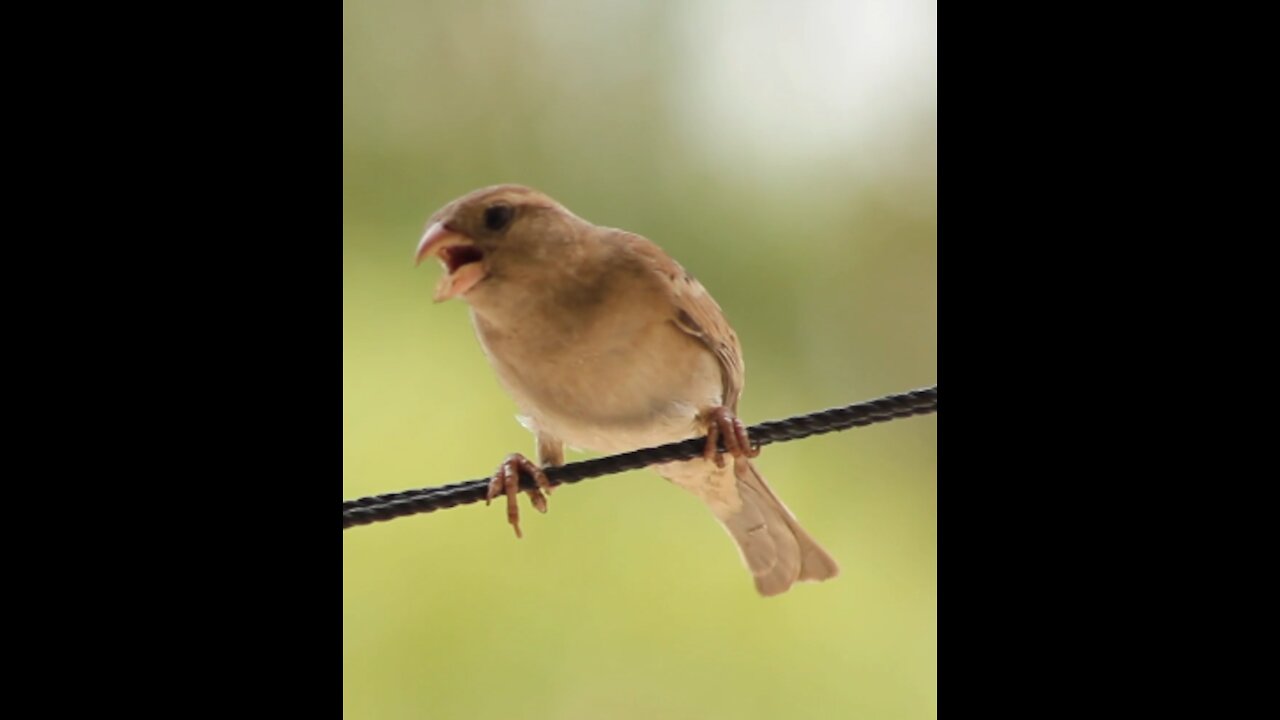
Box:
[415,184,838,596]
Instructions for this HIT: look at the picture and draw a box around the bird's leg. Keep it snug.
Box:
[701,406,761,468]
[485,453,553,539]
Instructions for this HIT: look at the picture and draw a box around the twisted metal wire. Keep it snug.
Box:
[343,385,937,530]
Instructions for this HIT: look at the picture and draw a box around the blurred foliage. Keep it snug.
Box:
[345,0,936,718]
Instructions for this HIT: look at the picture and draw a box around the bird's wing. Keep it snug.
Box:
[609,230,745,411]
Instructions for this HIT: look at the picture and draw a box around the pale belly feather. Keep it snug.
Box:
[475,311,724,454]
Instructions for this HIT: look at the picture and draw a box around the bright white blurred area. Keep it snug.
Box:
[673,0,937,175]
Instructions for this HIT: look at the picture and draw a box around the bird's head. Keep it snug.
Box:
[415,184,585,303]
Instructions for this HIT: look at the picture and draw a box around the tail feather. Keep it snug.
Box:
[723,458,839,596]
[658,456,839,596]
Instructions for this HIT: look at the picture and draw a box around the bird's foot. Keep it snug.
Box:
[486,453,554,539]
[702,406,761,468]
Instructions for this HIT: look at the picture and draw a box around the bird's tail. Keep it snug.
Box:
[720,458,839,596]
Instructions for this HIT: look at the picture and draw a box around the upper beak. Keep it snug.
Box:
[415,221,487,302]
[415,222,465,266]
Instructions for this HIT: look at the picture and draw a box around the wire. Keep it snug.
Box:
[343,385,937,530]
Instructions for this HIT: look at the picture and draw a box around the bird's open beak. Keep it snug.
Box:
[415,222,488,302]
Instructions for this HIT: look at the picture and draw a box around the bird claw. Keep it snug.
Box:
[486,453,554,538]
[702,406,761,468]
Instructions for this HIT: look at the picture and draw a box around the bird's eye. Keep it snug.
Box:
[484,204,514,232]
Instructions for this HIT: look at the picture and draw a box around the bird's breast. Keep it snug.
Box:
[473,308,724,454]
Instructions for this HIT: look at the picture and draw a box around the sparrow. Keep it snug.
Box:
[415,184,838,596]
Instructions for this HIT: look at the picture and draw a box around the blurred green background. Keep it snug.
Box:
[344,0,936,718]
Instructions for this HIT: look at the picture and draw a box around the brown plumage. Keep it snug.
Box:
[416,184,838,596]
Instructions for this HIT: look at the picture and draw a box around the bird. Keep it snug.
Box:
[414,184,838,596]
